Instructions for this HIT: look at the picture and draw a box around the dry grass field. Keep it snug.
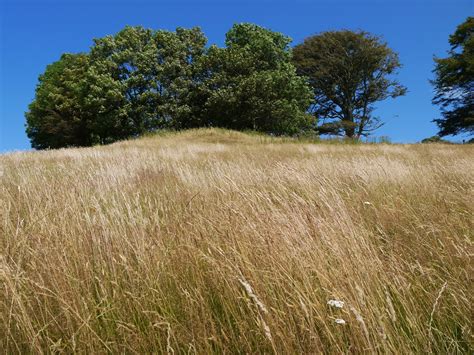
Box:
[1,129,473,353]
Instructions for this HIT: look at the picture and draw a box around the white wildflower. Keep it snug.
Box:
[335,318,346,325]
[327,299,344,308]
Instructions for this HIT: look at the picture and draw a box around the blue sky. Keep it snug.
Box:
[0,0,472,151]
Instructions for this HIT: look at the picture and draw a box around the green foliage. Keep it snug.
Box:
[87,26,159,142]
[199,23,313,135]
[86,26,208,140]
[26,26,208,148]
[432,17,474,137]
[293,30,406,138]
[26,24,313,148]
[421,135,452,144]
[26,24,411,149]
[26,53,92,149]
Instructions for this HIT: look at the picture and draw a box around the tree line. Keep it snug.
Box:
[26,18,473,149]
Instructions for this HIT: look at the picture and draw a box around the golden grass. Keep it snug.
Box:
[1,128,472,353]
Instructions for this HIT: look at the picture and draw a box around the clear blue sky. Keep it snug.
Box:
[0,0,472,151]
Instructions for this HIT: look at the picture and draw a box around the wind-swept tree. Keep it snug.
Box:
[432,17,474,137]
[293,30,406,138]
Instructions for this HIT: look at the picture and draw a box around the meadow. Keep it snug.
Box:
[1,129,472,353]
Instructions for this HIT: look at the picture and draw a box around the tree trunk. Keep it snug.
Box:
[343,111,355,138]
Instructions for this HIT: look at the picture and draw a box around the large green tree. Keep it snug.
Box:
[293,30,406,138]
[26,53,93,149]
[26,26,207,148]
[200,23,313,135]
[432,17,474,137]
[87,26,208,139]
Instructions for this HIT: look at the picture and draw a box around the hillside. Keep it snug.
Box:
[1,129,472,353]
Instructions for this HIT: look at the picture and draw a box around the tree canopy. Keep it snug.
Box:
[432,17,474,137]
[26,53,92,149]
[199,23,313,134]
[26,26,208,148]
[26,24,313,149]
[27,25,422,148]
[293,30,406,138]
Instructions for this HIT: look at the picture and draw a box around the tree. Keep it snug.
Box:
[157,27,208,129]
[200,23,313,135]
[26,53,93,149]
[88,26,208,139]
[432,17,474,137]
[293,30,406,138]
[26,26,208,148]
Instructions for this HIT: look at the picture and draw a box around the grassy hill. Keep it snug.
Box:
[1,129,472,353]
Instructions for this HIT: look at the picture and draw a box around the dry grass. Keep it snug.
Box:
[1,128,472,353]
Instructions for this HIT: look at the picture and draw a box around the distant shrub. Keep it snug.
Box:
[421,135,452,144]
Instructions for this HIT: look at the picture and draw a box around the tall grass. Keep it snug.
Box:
[1,129,472,353]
